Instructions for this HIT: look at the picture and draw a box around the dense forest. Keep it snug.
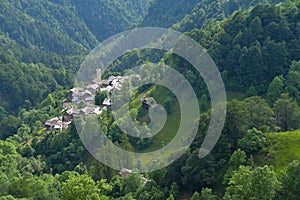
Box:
[1,0,300,199]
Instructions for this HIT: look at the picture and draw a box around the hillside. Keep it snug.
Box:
[172,0,284,32]
[0,0,154,113]
[139,0,200,27]
[0,0,300,199]
[256,130,300,172]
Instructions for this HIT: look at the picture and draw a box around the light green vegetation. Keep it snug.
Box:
[256,130,300,172]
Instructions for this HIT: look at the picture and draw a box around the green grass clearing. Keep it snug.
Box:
[255,130,300,172]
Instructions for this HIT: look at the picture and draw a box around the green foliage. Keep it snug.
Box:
[259,130,300,172]
[274,93,300,131]
[173,0,283,32]
[200,188,216,200]
[0,115,21,140]
[246,85,258,97]
[9,175,60,200]
[223,149,247,185]
[267,76,285,105]
[224,97,274,149]
[185,3,298,93]
[1,1,300,199]
[181,150,218,190]
[135,180,167,200]
[140,0,199,27]
[277,160,300,199]
[33,123,88,174]
[224,166,281,200]
[121,174,144,195]
[286,60,300,104]
[61,173,111,200]
[191,191,200,200]
[95,91,108,106]
[238,128,267,153]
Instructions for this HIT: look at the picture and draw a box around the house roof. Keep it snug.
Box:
[80,105,102,115]
[119,168,132,177]
[86,84,99,91]
[66,107,80,115]
[45,117,60,126]
[70,87,84,93]
[143,97,157,106]
[102,98,111,106]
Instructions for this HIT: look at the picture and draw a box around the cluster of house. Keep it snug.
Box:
[45,69,132,131]
[44,69,157,133]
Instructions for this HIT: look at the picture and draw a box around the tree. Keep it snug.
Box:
[200,188,216,200]
[9,175,60,200]
[95,91,108,106]
[224,166,280,200]
[286,61,300,104]
[61,173,111,200]
[0,115,21,140]
[267,76,284,105]
[135,180,166,200]
[244,96,275,131]
[169,182,179,198]
[277,160,300,199]
[120,173,143,195]
[238,128,266,154]
[273,93,300,131]
[224,99,248,148]
[181,150,218,190]
[191,191,200,200]
[238,45,265,89]
[0,140,19,180]
[248,16,263,42]
[262,39,290,79]
[166,194,175,200]
[223,149,247,184]
[246,85,257,97]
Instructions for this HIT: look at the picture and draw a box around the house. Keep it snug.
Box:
[80,105,102,116]
[45,117,70,131]
[100,79,111,87]
[118,168,149,184]
[72,90,93,103]
[85,96,95,104]
[68,87,84,101]
[100,85,114,93]
[142,96,157,110]
[119,168,132,177]
[102,98,111,106]
[64,107,80,121]
[86,84,100,93]
[110,78,119,87]
[62,102,72,109]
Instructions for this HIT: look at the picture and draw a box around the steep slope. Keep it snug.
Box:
[139,0,200,27]
[0,0,153,113]
[172,0,283,32]
[181,1,300,93]
[0,0,153,55]
[0,0,96,55]
[72,0,153,41]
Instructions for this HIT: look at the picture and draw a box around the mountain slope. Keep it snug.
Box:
[139,0,200,27]
[172,0,284,32]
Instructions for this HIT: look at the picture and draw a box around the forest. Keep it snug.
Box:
[1,0,300,199]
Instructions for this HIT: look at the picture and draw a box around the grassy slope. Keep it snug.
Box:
[132,87,246,152]
[130,85,181,153]
[255,130,300,172]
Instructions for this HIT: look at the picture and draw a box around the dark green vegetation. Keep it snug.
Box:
[173,0,283,32]
[1,0,300,199]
